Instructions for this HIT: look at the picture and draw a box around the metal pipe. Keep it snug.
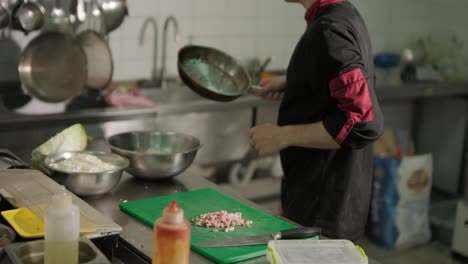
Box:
[160,15,179,86]
[139,17,158,84]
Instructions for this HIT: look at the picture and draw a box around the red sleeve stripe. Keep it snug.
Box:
[305,0,345,25]
[328,68,374,144]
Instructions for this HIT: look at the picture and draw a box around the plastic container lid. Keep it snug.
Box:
[266,239,368,264]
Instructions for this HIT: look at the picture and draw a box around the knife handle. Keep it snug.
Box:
[279,227,322,239]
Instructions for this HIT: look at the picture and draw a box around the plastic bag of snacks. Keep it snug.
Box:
[370,153,433,249]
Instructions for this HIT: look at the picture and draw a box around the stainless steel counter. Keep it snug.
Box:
[83,171,274,263]
[83,172,380,264]
[0,94,274,131]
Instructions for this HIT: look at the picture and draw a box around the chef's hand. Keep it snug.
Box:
[255,76,286,101]
[250,124,289,157]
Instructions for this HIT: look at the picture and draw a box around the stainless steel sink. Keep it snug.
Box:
[3,238,110,264]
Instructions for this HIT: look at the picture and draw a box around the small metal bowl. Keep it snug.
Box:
[43,151,129,196]
[107,131,202,180]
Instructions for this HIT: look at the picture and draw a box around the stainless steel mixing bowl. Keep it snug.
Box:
[43,151,129,196]
[106,131,202,180]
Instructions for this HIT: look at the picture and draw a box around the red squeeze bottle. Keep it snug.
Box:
[152,200,191,264]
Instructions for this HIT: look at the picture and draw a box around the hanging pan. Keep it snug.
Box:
[18,0,87,103]
[76,0,113,90]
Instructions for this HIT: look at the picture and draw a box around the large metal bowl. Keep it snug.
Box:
[106,131,202,180]
[43,151,129,196]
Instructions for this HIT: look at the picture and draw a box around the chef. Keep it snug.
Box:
[250,0,384,242]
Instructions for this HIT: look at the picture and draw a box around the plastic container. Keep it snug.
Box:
[44,186,80,264]
[266,240,368,264]
[153,200,190,264]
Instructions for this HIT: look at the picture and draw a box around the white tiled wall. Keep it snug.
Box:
[2,0,468,82]
[106,0,306,80]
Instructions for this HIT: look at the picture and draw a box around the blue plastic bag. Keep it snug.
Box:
[370,154,432,249]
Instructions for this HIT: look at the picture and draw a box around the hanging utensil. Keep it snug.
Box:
[97,0,127,33]
[0,0,10,28]
[178,45,262,102]
[0,28,20,82]
[76,0,113,90]
[14,0,45,33]
[44,0,74,32]
[0,0,20,28]
[18,0,87,103]
[0,0,19,28]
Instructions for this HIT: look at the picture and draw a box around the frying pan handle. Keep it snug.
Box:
[249,85,263,94]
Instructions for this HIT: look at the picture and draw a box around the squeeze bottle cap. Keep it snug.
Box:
[51,186,72,209]
[162,200,184,224]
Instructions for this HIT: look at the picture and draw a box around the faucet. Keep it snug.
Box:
[139,17,159,87]
[160,15,180,87]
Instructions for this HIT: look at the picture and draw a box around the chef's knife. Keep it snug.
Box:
[196,227,321,247]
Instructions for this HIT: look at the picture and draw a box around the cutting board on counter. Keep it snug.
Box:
[0,170,122,236]
[119,187,297,264]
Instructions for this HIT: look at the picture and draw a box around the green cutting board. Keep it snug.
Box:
[119,187,297,264]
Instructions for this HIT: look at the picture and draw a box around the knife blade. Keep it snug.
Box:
[196,227,321,247]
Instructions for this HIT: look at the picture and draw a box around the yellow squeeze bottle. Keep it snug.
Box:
[153,200,190,264]
[44,187,80,264]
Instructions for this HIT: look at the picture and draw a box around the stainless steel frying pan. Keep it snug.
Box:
[18,0,87,102]
[76,0,113,90]
[177,45,261,102]
[19,32,87,102]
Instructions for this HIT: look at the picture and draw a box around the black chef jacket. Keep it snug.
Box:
[278,0,384,241]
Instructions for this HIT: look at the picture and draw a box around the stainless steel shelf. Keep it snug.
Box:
[0,96,275,131]
[377,82,468,101]
[1,82,467,131]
